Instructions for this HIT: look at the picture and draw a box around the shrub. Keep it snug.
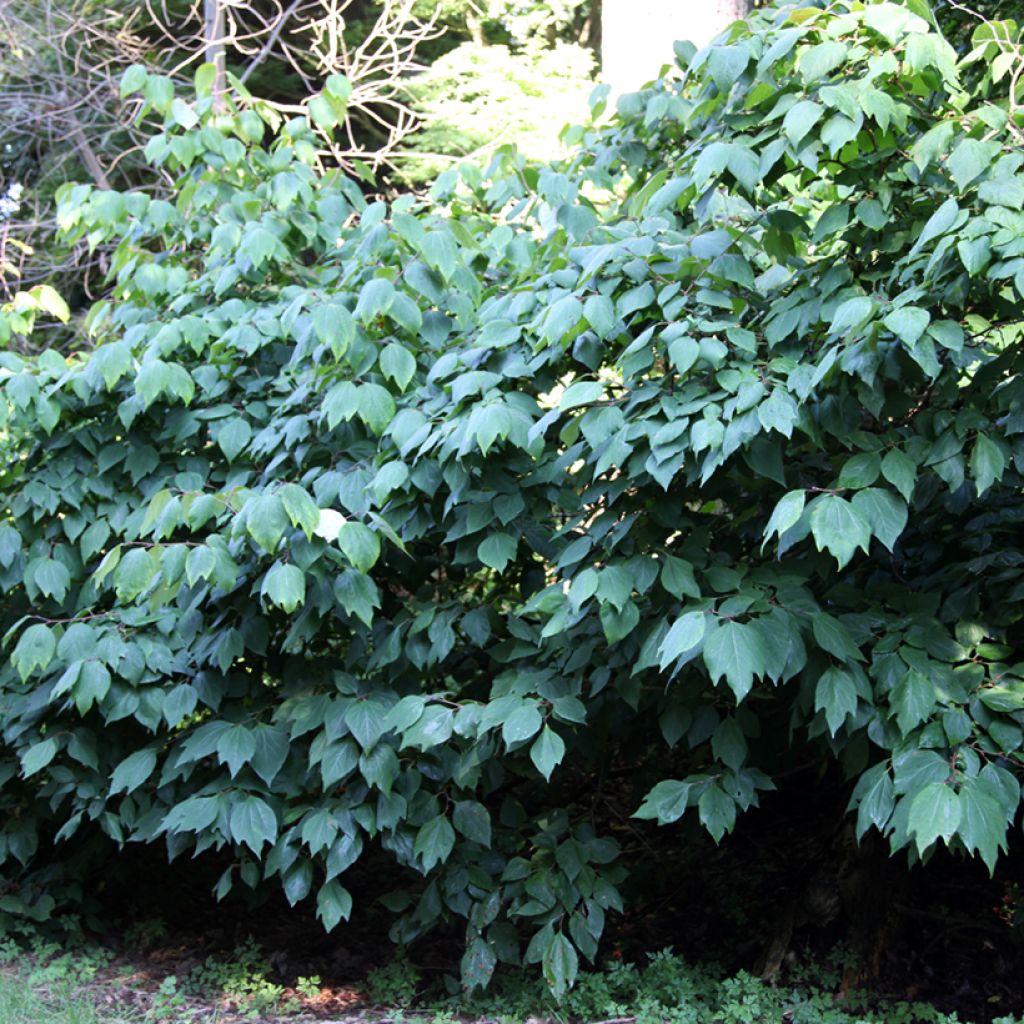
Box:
[2,0,1024,996]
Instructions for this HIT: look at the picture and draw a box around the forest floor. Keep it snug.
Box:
[4,773,1023,1024]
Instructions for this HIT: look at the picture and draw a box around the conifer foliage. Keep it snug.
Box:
[2,0,1024,994]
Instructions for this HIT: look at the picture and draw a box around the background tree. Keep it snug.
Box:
[601,0,754,93]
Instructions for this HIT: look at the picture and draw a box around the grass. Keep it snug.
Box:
[0,969,137,1024]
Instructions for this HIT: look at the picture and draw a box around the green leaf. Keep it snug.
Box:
[171,97,198,129]
[414,814,456,872]
[357,383,396,435]
[809,495,870,568]
[114,548,157,601]
[250,726,289,786]
[958,783,1006,873]
[321,740,359,788]
[560,380,605,411]
[544,295,583,343]
[453,800,492,846]
[830,296,874,337]
[478,532,516,573]
[883,306,930,347]
[634,779,691,824]
[712,717,746,771]
[316,880,353,932]
[462,937,498,992]
[12,624,56,681]
[120,64,148,97]
[584,295,615,338]
[851,488,908,552]
[217,418,252,462]
[852,763,894,839]
[762,490,804,549]
[970,433,1006,495]
[345,699,387,749]
[217,724,256,777]
[21,738,58,777]
[355,278,396,323]
[503,703,543,746]
[110,749,157,795]
[799,40,848,82]
[660,556,700,599]
[881,448,917,502]
[337,522,381,573]
[279,484,320,537]
[947,138,998,191]
[380,343,416,391]
[301,809,338,853]
[811,613,863,663]
[708,44,750,93]
[783,100,824,147]
[837,452,880,489]
[815,668,858,735]
[698,784,736,841]
[542,933,578,998]
[891,669,936,736]
[229,795,278,854]
[246,493,289,553]
[703,621,765,702]
[529,726,566,781]
[658,611,706,668]
[263,562,306,613]
[908,783,961,854]
[30,557,68,602]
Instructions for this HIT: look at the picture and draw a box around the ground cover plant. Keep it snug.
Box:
[2,0,1024,1001]
[2,932,1022,1024]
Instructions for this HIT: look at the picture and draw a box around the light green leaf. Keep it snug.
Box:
[560,380,605,411]
[542,933,578,998]
[908,782,961,854]
[337,522,381,573]
[503,703,543,746]
[891,669,936,736]
[970,433,1006,495]
[815,668,858,735]
[12,624,56,681]
[110,749,157,795]
[851,488,908,552]
[263,562,306,613]
[762,490,804,549]
[316,880,353,932]
[809,495,870,569]
[783,100,824,147]
[217,418,252,462]
[658,611,706,669]
[883,306,930,346]
[881,448,917,502]
[478,532,516,573]
[21,738,58,777]
[414,814,455,872]
[229,795,278,854]
[703,621,765,702]
[529,726,566,781]
[380,343,416,391]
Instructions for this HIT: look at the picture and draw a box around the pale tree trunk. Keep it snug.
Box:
[602,0,753,94]
[204,0,228,111]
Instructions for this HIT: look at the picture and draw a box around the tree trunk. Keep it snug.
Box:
[203,0,227,112]
[601,0,753,94]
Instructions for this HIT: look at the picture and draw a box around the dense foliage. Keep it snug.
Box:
[3,0,1024,996]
